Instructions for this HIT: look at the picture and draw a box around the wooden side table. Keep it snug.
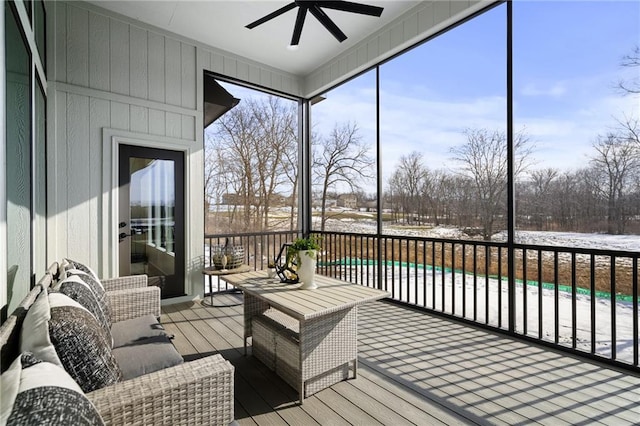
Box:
[201,264,252,307]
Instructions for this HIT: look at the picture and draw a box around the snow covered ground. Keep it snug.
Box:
[321,217,640,252]
[339,262,637,364]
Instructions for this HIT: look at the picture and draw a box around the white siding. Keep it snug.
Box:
[49,1,221,299]
[129,26,148,99]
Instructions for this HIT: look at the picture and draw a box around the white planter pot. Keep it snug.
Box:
[297,250,317,289]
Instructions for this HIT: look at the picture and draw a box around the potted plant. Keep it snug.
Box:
[288,236,321,289]
[267,261,277,279]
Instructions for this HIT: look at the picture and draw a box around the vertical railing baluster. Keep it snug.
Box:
[441,241,446,313]
[523,248,527,335]
[431,241,436,310]
[413,240,424,305]
[485,245,490,324]
[498,246,503,328]
[423,240,427,308]
[571,252,577,349]
[611,256,617,360]
[473,244,478,322]
[452,242,456,316]
[538,249,543,339]
[590,253,596,355]
[633,257,638,367]
[462,243,467,319]
[554,250,559,345]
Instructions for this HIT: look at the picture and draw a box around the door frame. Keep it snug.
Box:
[103,131,195,297]
[118,144,185,297]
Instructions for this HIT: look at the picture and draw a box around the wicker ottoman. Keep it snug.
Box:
[252,308,357,402]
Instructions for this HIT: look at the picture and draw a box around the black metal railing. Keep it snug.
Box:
[204,230,639,371]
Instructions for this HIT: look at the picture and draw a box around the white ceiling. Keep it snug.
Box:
[87,1,420,76]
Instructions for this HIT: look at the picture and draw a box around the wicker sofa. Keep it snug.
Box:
[0,262,235,425]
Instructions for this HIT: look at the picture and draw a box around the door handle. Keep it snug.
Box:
[119,232,131,241]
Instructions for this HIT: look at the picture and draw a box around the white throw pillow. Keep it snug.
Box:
[19,287,63,367]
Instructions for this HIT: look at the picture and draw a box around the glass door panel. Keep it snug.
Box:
[118,145,184,298]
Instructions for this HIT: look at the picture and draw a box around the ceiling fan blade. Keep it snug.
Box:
[309,4,347,42]
[246,2,297,29]
[316,1,384,17]
[290,6,308,46]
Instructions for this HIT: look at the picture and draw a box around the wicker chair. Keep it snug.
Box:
[0,264,235,425]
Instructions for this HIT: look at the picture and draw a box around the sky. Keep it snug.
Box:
[312,1,640,188]
[215,1,640,193]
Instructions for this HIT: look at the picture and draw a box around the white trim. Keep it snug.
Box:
[50,81,198,118]
[102,129,195,296]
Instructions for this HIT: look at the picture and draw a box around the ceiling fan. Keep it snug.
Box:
[245,1,384,46]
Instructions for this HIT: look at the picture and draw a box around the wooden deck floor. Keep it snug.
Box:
[161,294,640,425]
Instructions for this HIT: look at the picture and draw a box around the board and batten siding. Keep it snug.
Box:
[303,0,489,97]
[48,1,302,298]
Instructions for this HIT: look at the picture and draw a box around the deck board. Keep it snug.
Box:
[161,297,640,425]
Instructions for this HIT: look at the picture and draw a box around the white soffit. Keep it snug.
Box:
[85,1,421,76]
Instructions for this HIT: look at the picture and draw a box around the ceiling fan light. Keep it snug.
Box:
[287,44,299,51]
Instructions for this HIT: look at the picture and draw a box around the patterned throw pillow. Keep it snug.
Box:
[64,270,112,326]
[0,352,105,425]
[55,276,113,345]
[48,293,122,393]
[62,258,100,282]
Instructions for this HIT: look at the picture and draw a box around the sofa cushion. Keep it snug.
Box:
[56,276,112,344]
[111,314,168,348]
[0,352,105,426]
[112,336,184,380]
[48,293,122,393]
[63,270,112,326]
[19,287,63,367]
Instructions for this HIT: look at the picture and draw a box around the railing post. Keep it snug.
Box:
[506,0,516,333]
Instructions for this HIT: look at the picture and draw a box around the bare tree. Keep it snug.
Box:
[587,127,640,234]
[394,151,426,225]
[312,122,374,231]
[386,171,404,223]
[450,128,534,240]
[528,168,559,231]
[249,97,298,229]
[421,169,450,226]
[206,97,298,233]
[617,45,640,95]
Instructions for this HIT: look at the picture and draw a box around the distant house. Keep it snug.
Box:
[312,198,337,208]
[337,194,358,209]
[364,200,377,212]
[222,193,243,205]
